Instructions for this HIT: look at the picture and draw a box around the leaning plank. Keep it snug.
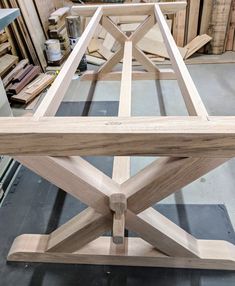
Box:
[207,0,232,54]
[2,117,235,157]
[17,0,47,70]
[72,2,187,17]
[226,0,235,50]
[8,236,235,270]
[186,0,200,43]
[154,5,208,117]
[34,0,56,36]
[34,7,103,118]
[184,34,212,59]
[137,37,187,59]
[173,0,186,47]
[200,0,213,35]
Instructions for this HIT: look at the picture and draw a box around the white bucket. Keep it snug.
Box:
[45,39,62,62]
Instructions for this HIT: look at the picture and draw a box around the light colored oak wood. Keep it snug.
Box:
[112,41,132,184]
[126,209,198,257]
[110,193,127,244]
[15,156,118,214]
[72,2,187,17]
[186,0,200,43]
[102,16,126,45]
[130,14,155,44]
[81,70,176,81]
[184,34,212,59]
[132,46,160,73]
[8,236,235,270]
[154,4,208,117]
[173,0,186,47]
[2,116,235,157]
[124,157,229,214]
[98,48,124,75]
[47,208,111,252]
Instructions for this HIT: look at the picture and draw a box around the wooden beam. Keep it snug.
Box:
[2,116,235,157]
[101,16,127,44]
[34,7,103,118]
[154,4,208,118]
[98,48,124,75]
[130,14,155,44]
[46,208,111,252]
[126,208,199,257]
[81,70,176,81]
[112,41,132,184]
[124,157,228,213]
[15,156,118,214]
[8,236,235,270]
[132,46,160,73]
[110,193,127,244]
[72,2,187,17]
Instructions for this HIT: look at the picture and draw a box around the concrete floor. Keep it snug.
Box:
[63,63,235,229]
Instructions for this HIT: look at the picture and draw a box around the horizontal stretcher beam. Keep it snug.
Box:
[1,116,235,157]
[71,2,187,17]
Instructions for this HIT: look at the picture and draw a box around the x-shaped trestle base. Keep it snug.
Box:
[7,155,235,270]
[7,3,235,270]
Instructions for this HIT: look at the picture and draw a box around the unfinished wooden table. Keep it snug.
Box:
[2,2,235,270]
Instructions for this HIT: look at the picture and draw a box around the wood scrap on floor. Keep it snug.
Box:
[11,73,54,104]
[7,66,41,94]
[137,37,188,59]
[184,34,212,59]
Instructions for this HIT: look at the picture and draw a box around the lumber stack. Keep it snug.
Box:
[47,7,71,65]
[1,59,55,105]
[0,30,12,57]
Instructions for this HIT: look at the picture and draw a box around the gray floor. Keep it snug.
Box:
[63,63,235,229]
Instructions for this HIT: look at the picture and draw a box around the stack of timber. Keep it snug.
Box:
[0,28,19,78]
[1,59,54,105]
[47,7,71,66]
[0,0,46,70]
[11,73,54,104]
[0,0,71,71]
[0,30,12,57]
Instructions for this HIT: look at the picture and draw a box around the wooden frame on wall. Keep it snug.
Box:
[3,2,235,270]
